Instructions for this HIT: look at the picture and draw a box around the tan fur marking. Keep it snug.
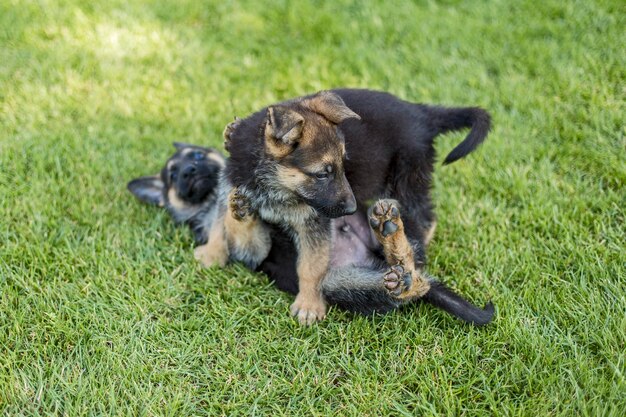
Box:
[305,153,338,173]
[370,200,430,299]
[264,107,305,159]
[167,188,188,211]
[223,188,272,264]
[290,237,330,325]
[302,91,361,123]
[298,114,332,147]
[207,152,225,167]
[275,165,309,191]
[224,207,266,252]
[194,216,229,268]
[264,122,294,159]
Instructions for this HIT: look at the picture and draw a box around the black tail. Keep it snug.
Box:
[422,279,494,326]
[424,106,491,165]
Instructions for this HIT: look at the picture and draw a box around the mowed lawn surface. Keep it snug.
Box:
[1,0,624,415]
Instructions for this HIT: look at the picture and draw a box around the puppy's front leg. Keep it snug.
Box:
[194,212,229,268]
[224,188,271,269]
[290,227,330,325]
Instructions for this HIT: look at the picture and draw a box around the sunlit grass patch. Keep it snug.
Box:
[1,0,624,415]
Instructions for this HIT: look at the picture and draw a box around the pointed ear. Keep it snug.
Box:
[304,91,361,124]
[127,175,165,207]
[265,106,304,145]
[173,142,194,151]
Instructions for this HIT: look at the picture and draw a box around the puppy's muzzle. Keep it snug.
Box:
[337,195,357,216]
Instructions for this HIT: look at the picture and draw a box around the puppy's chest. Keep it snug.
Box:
[257,203,316,230]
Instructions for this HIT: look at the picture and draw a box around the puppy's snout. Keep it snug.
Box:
[339,194,357,215]
[208,164,220,175]
[181,164,197,179]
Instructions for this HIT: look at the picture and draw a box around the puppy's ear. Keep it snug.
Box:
[127,175,165,207]
[264,106,304,157]
[305,91,361,124]
[173,142,195,151]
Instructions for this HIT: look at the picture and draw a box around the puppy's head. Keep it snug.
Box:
[263,91,360,218]
[128,143,225,221]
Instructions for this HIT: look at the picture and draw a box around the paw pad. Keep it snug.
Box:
[230,189,252,220]
[369,200,401,237]
[383,264,413,297]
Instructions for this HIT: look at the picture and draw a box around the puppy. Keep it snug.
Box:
[195,89,494,325]
[128,141,494,326]
[127,142,225,244]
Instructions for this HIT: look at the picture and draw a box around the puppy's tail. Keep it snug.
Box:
[423,106,491,165]
[422,278,495,326]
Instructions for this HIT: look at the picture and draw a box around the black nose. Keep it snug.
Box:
[181,164,196,179]
[339,195,357,215]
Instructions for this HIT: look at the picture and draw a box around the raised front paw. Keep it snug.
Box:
[194,243,228,268]
[290,293,327,325]
[368,199,401,238]
[223,116,242,149]
[229,188,252,221]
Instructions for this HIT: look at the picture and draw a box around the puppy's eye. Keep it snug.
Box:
[315,172,329,180]
[190,151,205,161]
[315,165,333,180]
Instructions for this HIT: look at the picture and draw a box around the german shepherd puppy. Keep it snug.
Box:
[127,142,225,244]
[129,142,494,326]
[194,89,494,325]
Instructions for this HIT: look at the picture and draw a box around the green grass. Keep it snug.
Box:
[1,0,624,415]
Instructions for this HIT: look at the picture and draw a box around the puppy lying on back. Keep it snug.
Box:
[128,142,225,245]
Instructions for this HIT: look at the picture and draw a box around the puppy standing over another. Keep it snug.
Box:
[194,89,494,325]
[129,142,494,326]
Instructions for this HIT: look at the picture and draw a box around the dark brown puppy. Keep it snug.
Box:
[196,89,493,325]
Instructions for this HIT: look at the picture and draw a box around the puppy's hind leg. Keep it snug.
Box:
[322,266,402,315]
[368,199,431,300]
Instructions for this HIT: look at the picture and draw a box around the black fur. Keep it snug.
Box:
[422,280,495,326]
[223,89,494,325]
[129,90,495,325]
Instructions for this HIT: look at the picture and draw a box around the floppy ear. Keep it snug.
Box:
[305,91,361,124]
[264,106,304,157]
[127,175,165,207]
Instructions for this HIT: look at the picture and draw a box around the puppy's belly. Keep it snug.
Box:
[330,212,381,268]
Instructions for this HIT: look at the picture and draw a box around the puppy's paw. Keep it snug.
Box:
[194,243,228,268]
[290,293,327,325]
[368,199,401,239]
[229,188,252,221]
[223,116,242,143]
[383,264,430,300]
[383,264,413,297]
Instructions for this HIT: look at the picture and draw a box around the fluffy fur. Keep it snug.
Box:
[193,89,494,325]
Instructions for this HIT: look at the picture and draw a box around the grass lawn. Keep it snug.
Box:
[1,0,624,415]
